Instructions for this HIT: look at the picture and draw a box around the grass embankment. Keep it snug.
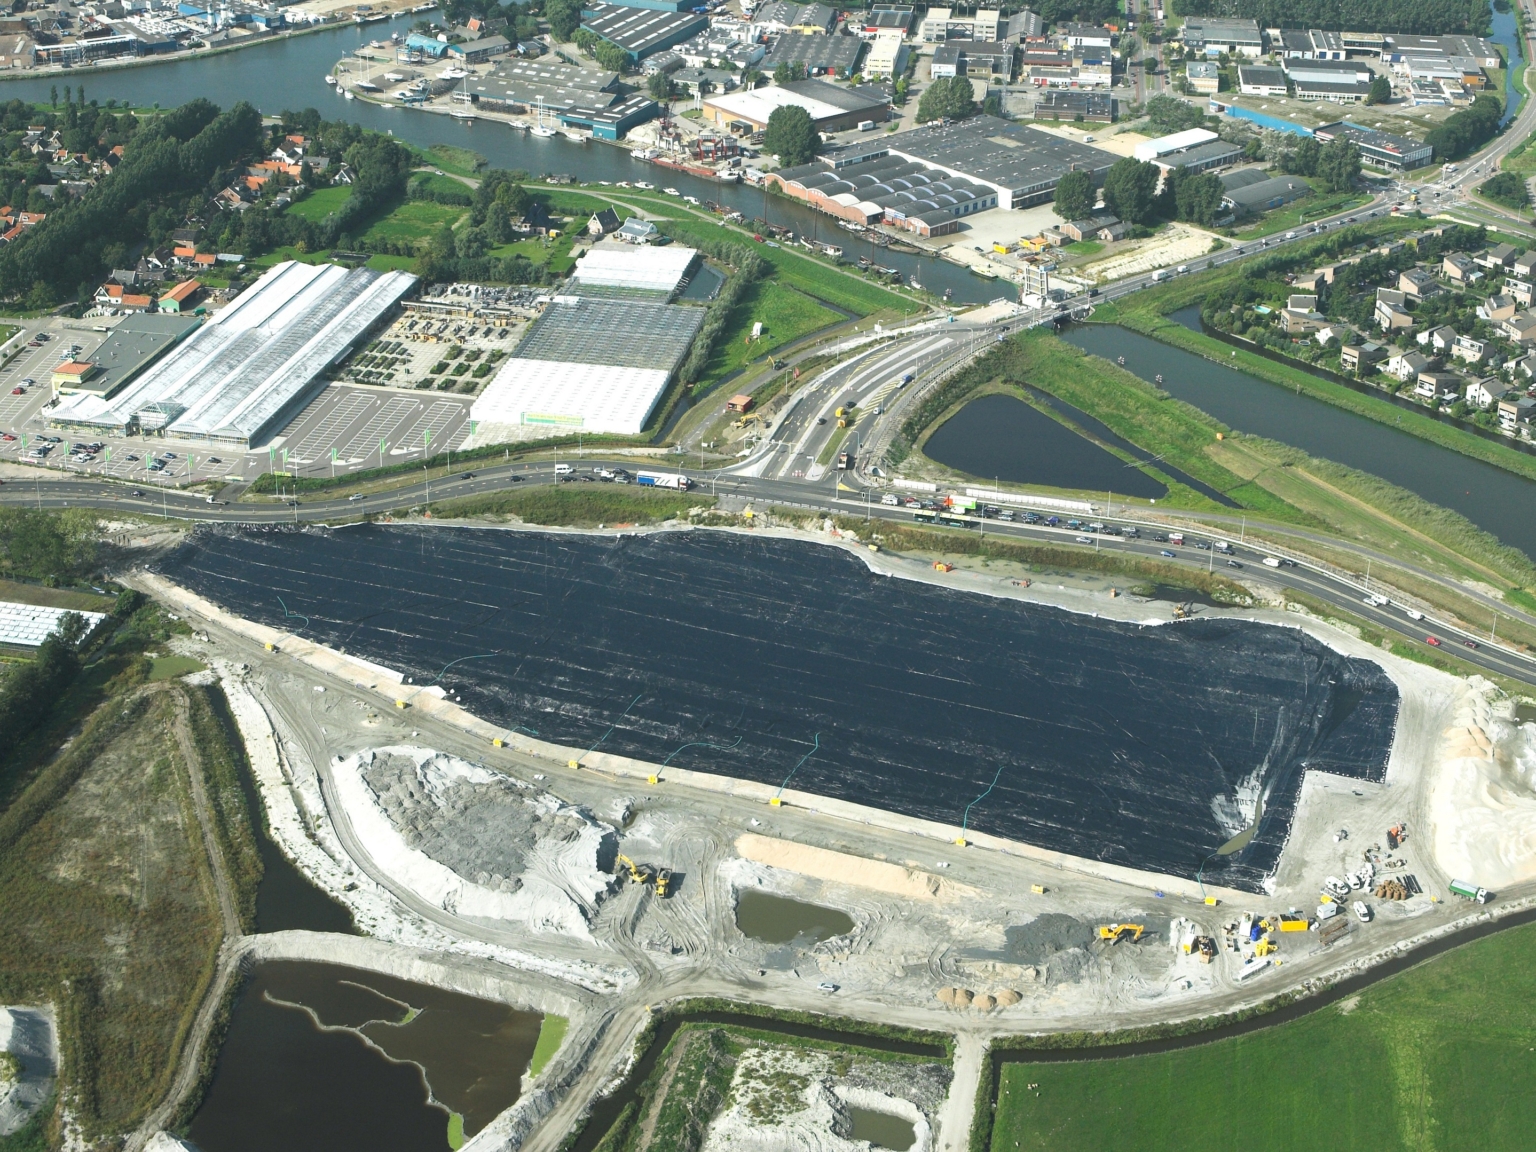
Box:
[421,143,487,178]
[1232,185,1371,239]
[0,597,258,1145]
[0,578,114,613]
[528,1015,568,1078]
[988,918,1536,1151]
[428,485,712,526]
[699,280,843,383]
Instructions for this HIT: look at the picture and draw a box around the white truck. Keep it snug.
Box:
[636,471,692,490]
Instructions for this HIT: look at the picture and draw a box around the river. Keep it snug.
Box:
[1062,316,1536,563]
[1491,1,1525,125]
[0,16,987,303]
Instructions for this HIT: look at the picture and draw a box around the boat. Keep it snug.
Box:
[819,243,843,257]
[355,80,381,91]
[451,110,475,121]
[943,288,953,300]
[562,129,588,142]
[530,96,557,137]
[324,74,336,85]
[441,67,468,80]
[631,148,659,160]
[970,266,997,279]
[1155,374,1164,384]
[344,89,356,99]
[634,180,654,189]
[1117,355,1126,365]
[908,277,923,290]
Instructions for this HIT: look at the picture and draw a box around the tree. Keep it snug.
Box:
[763,104,819,165]
[1365,74,1391,105]
[1052,169,1096,220]
[1145,93,1204,136]
[1316,136,1361,193]
[593,40,628,73]
[648,71,673,102]
[1170,169,1224,226]
[1280,134,1321,176]
[546,0,581,41]
[982,92,1003,117]
[915,75,976,124]
[1480,170,1530,208]
[1101,157,1161,224]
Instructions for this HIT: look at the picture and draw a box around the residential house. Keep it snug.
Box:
[1282,306,1329,334]
[1386,350,1431,380]
[1479,293,1517,322]
[158,279,200,313]
[1341,341,1388,372]
[1416,370,1462,402]
[1292,270,1326,292]
[1452,334,1489,364]
[1503,311,1536,343]
[1516,252,1536,280]
[1442,252,1479,283]
[1499,395,1536,435]
[1508,277,1533,306]
[1399,267,1440,297]
[1287,293,1318,311]
[1375,239,1407,259]
[1466,377,1510,407]
[1375,297,1414,331]
[1377,286,1408,307]
[615,217,659,243]
[1417,324,1458,352]
[1476,242,1519,271]
[587,207,621,235]
[1508,351,1536,379]
[1061,214,1121,242]
[1316,324,1354,346]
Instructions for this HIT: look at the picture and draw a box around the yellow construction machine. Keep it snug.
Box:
[1097,923,1145,945]
[616,853,673,898]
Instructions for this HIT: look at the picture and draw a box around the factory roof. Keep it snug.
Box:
[470,59,618,112]
[864,115,1114,195]
[67,312,200,398]
[705,78,885,125]
[1133,127,1217,160]
[51,261,415,444]
[470,360,673,436]
[568,243,699,296]
[761,31,866,73]
[514,296,703,372]
[583,4,707,56]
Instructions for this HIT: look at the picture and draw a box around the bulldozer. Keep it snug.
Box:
[1097,923,1145,945]
[616,853,673,898]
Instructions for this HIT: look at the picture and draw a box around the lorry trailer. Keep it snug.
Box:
[1449,878,1489,903]
[636,471,692,490]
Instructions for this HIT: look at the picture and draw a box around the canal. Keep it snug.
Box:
[0,17,987,303]
[1061,317,1536,563]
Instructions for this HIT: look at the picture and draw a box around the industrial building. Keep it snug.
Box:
[467,59,619,115]
[49,313,200,400]
[1185,61,1221,94]
[1313,122,1434,171]
[837,115,1115,211]
[581,4,708,64]
[1179,17,1264,57]
[1237,65,1288,96]
[1033,89,1114,122]
[760,32,867,76]
[768,152,999,235]
[703,79,887,133]
[557,95,661,140]
[469,297,704,437]
[862,31,908,79]
[1222,174,1311,216]
[1133,128,1218,162]
[49,261,416,447]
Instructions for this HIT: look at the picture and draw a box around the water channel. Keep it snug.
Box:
[188,960,543,1152]
[0,16,988,304]
[1062,316,1536,563]
[1491,2,1525,125]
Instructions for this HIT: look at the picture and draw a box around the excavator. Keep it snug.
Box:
[1097,923,1145,945]
[616,853,673,898]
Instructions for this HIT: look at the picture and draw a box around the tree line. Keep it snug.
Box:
[1173,0,1491,35]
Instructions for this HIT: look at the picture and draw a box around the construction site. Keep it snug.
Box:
[124,516,1536,1152]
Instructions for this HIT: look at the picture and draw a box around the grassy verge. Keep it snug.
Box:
[427,485,713,526]
[699,280,843,384]
[529,1015,568,1078]
[1232,187,1371,239]
[988,918,1536,1151]
[422,143,487,178]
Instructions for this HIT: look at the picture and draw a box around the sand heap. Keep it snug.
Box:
[1427,680,1536,890]
[332,746,617,939]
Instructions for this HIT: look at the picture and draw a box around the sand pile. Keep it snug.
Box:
[735,833,973,900]
[335,747,617,939]
[1427,681,1536,889]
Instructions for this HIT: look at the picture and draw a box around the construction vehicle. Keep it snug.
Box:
[1172,602,1195,619]
[654,867,673,898]
[616,853,673,897]
[1449,878,1489,903]
[1097,923,1144,944]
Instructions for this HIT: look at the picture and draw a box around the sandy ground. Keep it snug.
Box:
[120,517,1536,1152]
[1079,222,1223,282]
[0,1006,56,1138]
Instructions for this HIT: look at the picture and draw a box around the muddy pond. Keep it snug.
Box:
[735,890,855,945]
[187,961,545,1152]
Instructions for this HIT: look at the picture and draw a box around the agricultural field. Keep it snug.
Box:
[699,280,845,383]
[359,199,467,247]
[282,185,352,223]
[989,919,1536,1152]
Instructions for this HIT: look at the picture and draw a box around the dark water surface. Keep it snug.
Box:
[735,890,856,945]
[923,392,1167,498]
[0,16,983,304]
[1062,320,1536,562]
[160,527,1397,890]
[848,1106,917,1150]
[188,961,542,1152]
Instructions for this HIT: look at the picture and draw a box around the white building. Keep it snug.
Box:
[1133,127,1218,162]
[863,31,907,80]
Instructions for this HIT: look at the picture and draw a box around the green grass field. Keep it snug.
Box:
[701,280,843,382]
[528,1015,568,1077]
[283,185,352,222]
[1235,186,1371,239]
[990,919,1536,1152]
[360,198,467,246]
[411,172,471,199]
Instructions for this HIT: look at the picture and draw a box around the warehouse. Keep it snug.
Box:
[582,4,708,64]
[1237,64,1288,96]
[49,261,416,447]
[556,94,660,140]
[469,59,620,115]
[468,297,704,438]
[843,115,1112,210]
[1180,16,1264,56]
[760,32,866,77]
[1313,122,1433,171]
[1133,127,1218,162]
[50,313,200,399]
[767,152,998,234]
[566,243,699,298]
[1033,89,1114,122]
[702,78,887,133]
[1223,174,1311,216]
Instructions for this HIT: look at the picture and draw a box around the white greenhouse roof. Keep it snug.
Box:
[51,261,416,446]
[568,244,698,294]
[0,601,106,647]
[470,359,672,435]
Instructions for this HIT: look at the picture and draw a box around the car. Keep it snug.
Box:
[286,500,300,507]
[130,489,144,497]
[20,378,33,386]
[460,471,474,479]
[554,463,573,476]
[816,416,827,425]
[348,493,365,501]
[1226,559,1243,568]
[1426,636,1442,646]
[1353,900,1372,923]
[816,982,839,993]
[1463,638,1480,649]
[0,433,12,441]
[9,388,20,395]
[205,495,224,504]
[163,452,177,459]
[1160,549,1176,558]
[124,454,138,462]
[1075,534,1093,543]
[208,457,222,464]
[509,474,525,482]
[1194,540,1210,550]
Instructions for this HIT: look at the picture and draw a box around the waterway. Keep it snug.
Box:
[1061,317,1536,563]
[0,15,986,304]
[159,526,1399,891]
[1491,2,1525,125]
[188,960,542,1152]
[923,391,1168,499]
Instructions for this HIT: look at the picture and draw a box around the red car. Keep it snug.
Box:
[9,387,22,394]
[1463,639,1480,649]
[0,433,14,441]
[1426,636,1442,647]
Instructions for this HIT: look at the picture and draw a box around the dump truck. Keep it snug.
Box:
[1449,878,1489,903]
[616,853,673,897]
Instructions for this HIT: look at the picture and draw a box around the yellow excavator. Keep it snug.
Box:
[1098,923,1145,945]
[616,854,673,898]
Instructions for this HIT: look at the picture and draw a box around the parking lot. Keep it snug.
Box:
[0,315,475,489]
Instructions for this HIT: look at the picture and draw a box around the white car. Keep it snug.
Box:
[1353,901,1372,923]
[817,982,839,993]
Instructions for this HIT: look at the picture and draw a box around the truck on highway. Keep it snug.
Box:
[1262,556,1282,568]
[636,471,691,489]
[1168,532,1184,545]
[1449,878,1489,903]
[1151,269,1168,282]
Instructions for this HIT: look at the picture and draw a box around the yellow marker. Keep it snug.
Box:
[1204,896,1219,906]
[647,773,658,785]
[567,759,579,769]
[953,837,967,847]
[264,641,275,651]
[769,796,782,806]
[395,700,408,708]
[492,738,505,748]
[1030,884,1045,895]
